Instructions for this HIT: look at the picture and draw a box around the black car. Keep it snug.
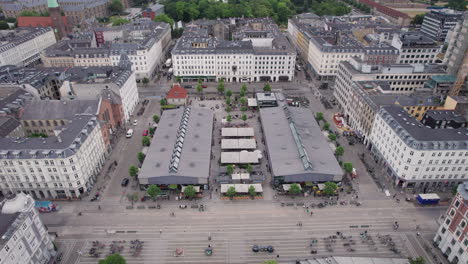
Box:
[184,85,194,89]
[121,178,129,187]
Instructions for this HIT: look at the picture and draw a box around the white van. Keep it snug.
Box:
[126,129,134,138]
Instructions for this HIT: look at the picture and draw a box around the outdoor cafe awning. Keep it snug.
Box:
[283,184,302,191]
[181,185,201,192]
[221,184,263,193]
[231,173,250,180]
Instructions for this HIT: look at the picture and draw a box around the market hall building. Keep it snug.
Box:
[138,107,214,188]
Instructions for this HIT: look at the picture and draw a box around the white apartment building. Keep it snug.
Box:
[434,182,468,264]
[334,58,446,129]
[0,115,106,199]
[0,193,55,264]
[73,49,112,67]
[421,9,463,42]
[391,32,441,65]
[0,28,56,67]
[369,106,468,191]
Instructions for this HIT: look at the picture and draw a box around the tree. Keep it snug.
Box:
[142,136,151,146]
[335,146,344,157]
[225,97,231,105]
[142,77,149,86]
[146,184,161,200]
[241,84,248,93]
[246,164,253,174]
[19,10,42,16]
[149,127,155,136]
[241,114,247,123]
[137,152,146,163]
[263,83,271,92]
[343,162,353,174]
[323,181,338,196]
[262,261,278,264]
[0,21,9,30]
[248,185,256,198]
[289,183,301,196]
[447,0,466,11]
[226,106,232,113]
[277,2,292,24]
[176,76,182,83]
[316,112,324,122]
[217,80,225,94]
[409,257,425,264]
[128,165,138,177]
[239,97,247,106]
[226,114,232,123]
[240,106,247,112]
[412,14,425,25]
[160,98,167,106]
[239,90,246,97]
[98,253,126,264]
[226,164,234,175]
[225,89,233,98]
[196,82,203,95]
[111,17,129,26]
[154,14,174,27]
[226,186,236,199]
[184,185,197,199]
[5,17,16,23]
[328,134,337,141]
[108,0,124,14]
[153,115,160,123]
[323,122,330,131]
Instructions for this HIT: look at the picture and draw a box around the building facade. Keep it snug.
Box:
[172,18,296,83]
[391,32,441,65]
[0,115,106,199]
[434,182,468,264]
[0,28,56,67]
[0,193,55,264]
[421,9,463,42]
[369,106,468,191]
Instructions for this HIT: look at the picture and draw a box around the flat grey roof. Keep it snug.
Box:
[260,105,343,183]
[22,100,98,120]
[138,107,213,185]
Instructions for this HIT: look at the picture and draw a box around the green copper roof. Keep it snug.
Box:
[48,0,59,8]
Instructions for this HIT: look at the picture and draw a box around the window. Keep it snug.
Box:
[446,218,451,225]
[460,220,466,228]
[450,209,456,217]
[451,238,456,245]
[455,200,461,208]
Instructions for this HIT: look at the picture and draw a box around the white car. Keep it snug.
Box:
[133,120,138,126]
[126,129,134,138]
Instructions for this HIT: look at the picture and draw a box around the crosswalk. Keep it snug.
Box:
[55,213,424,264]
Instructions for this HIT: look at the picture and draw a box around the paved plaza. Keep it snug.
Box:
[41,64,452,264]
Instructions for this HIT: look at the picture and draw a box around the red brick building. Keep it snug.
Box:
[98,90,124,148]
[434,182,468,263]
[18,16,70,38]
[358,0,411,26]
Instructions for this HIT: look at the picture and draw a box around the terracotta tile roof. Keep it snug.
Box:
[17,16,68,27]
[166,84,188,99]
[359,0,410,19]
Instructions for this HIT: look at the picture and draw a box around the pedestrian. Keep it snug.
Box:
[159,229,162,234]
[277,254,280,258]
[393,194,396,199]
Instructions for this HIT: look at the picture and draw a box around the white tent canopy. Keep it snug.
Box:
[181,185,201,192]
[221,139,256,149]
[222,127,254,137]
[221,184,263,193]
[231,173,250,180]
[283,184,302,191]
[221,151,260,164]
[248,98,258,107]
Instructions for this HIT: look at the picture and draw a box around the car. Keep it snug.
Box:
[133,120,138,126]
[126,129,133,138]
[184,85,194,89]
[202,84,207,88]
[142,129,148,136]
[121,178,129,187]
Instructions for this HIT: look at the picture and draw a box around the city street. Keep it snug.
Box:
[41,67,451,264]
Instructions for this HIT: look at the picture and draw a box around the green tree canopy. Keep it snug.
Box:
[289,183,301,195]
[335,146,344,156]
[246,164,253,173]
[409,257,425,264]
[240,106,247,112]
[343,162,353,174]
[226,164,234,175]
[225,89,233,98]
[142,77,149,86]
[328,134,337,141]
[263,83,272,92]
[98,253,126,264]
[153,115,160,123]
[323,181,338,196]
[160,98,167,105]
[226,186,237,198]
[0,21,9,30]
[196,83,203,94]
[226,114,232,123]
[184,185,197,198]
[109,0,124,14]
[262,261,278,264]
[111,17,129,26]
[248,185,256,197]
[217,80,225,94]
[142,136,151,146]
[154,14,174,27]
[146,184,161,200]
[411,14,425,24]
[225,97,231,105]
[20,10,49,16]
[447,0,466,11]
[316,112,324,121]
[128,165,138,177]
[323,122,330,131]
[226,106,232,113]
[240,97,247,105]
[241,84,248,93]
[241,114,247,123]
[137,152,146,163]
[149,127,156,136]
